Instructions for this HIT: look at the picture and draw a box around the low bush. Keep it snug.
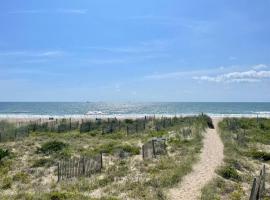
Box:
[248,149,270,161]
[13,172,29,183]
[97,142,140,155]
[203,115,214,129]
[1,177,12,189]
[32,158,53,168]
[38,140,68,155]
[121,144,140,155]
[49,191,68,200]
[217,166,241,181]
[0,149,9,161]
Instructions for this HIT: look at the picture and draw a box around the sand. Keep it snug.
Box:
[167,118,224,200]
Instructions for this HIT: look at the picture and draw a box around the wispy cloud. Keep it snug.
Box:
[56,9,88,14]
[229,56,237,60]
[252,64,268,70]
[87,39,170,54]
[144,64,270,83]
[193,70,270,83]
[0,67,63,77]
[129,15,214,33]
[8,9,88,15]
[0,50,64,57]
[84,58,127,65]
[144,68,223,80]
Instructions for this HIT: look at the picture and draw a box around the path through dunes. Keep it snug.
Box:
[167,118,224,200]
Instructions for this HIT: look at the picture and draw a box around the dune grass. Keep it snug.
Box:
[0,115,209,200]
[201,117,270,200]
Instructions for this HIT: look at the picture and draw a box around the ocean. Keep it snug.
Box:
[0,102,270,118]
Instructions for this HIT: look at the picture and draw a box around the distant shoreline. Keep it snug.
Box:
[0,113,270,122]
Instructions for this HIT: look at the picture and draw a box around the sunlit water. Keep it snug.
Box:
[0,102,269,118]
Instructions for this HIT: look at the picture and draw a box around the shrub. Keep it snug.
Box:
[38,140,68,155]
[1,177,12,189]
[0,149,9,161]
[202,114,214,129]
[121,144,140,155]
[49,191,68,200]
[124,119,134,124]
[217,166,241,181]
[32,158,52,168]
[13,172,29,183]
[248,149,270,161]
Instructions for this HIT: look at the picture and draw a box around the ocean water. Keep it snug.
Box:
[0,102,270,118]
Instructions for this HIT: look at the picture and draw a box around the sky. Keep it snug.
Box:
[0,0,270,102]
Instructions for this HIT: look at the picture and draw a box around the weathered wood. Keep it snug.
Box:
[152,140,156,158]
[57,162,60,182]
[249,178,257,200]
[249,165,266,200]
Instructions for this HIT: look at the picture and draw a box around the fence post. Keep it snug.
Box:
[100,153,103,171]
[258,165,266,199]
[142,145,145,159]
[249,177,257,200]
[152,140,156,158]
[57,162,60,182]
[262,165,266,191]
[82,157,85,175]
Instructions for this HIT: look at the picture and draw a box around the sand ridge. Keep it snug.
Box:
[167,118,224,200]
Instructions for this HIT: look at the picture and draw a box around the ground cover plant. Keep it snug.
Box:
[0,115,209,200]
[201,117,270,200]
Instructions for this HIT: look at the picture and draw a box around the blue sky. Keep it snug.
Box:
[0,0,270,102]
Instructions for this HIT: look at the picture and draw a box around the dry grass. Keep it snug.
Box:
[0,116,208,200]
[201,117,270,200]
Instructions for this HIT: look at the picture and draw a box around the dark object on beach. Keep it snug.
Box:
[202,114,214,129]
[207,119,215,129]
[49,117,54,120]
[0,148,9,161]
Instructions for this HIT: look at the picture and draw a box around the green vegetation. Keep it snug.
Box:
[0,115,210,199]
[201,117,270,199]
[13,172,29,183]
[32,158,54,168]
[217,165,241,181]
[0,148,9,161]
[248,149,270,161]
[38,140,68,155]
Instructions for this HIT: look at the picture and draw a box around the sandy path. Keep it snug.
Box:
[167,118,224,200]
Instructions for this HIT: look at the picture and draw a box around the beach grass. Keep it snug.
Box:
[0,115,208,200]
[201,117,270,200]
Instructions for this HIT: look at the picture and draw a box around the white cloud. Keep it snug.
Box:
[56,9,88,14]
[0,50,64,57]
[252,64,268,70]
[193,70,270,83]
[37,51,64,57]
[229,56,237,60]
[87,39,170,54]
[8,9,87,15]
[145,71,187,80]
[129,15,214,33]
[85,58,127,65]
[144,68,224,80]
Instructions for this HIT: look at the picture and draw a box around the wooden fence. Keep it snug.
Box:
[249,165,266,200]
[0,115,207,142]
[57,154,102,182]
[142,138,166,159]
